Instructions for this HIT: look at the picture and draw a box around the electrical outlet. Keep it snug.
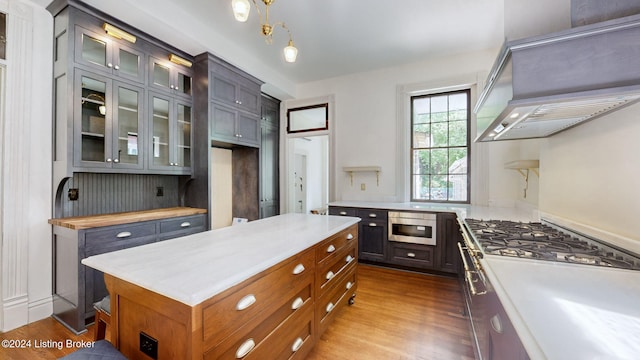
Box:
[360,183,366,191]
[156,186,164,197]
[68,188,79,201]
[140,332,158,359]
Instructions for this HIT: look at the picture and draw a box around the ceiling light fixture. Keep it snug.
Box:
[103,23,136,44]
[231,0,298,63]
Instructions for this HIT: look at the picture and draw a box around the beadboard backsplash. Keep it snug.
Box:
[57,173,182,218]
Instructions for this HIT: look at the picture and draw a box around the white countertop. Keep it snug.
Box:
[483,256,640,360]
[329,201,540,222]
[81,213,360,306]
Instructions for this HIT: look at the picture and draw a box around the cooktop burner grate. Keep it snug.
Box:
[465,219,640,270]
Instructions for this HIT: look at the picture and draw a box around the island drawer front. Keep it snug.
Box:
[328,207,357,217]
[204,285,314,359]
[317,264,357,336]
[84,223,157,248]
[203,248,316,346]
[316,241,357,294]
[159,214,206,234]
[315,224,358,263]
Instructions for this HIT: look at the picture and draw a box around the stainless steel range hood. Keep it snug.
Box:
[474,13,640,142]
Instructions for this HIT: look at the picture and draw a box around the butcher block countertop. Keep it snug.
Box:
[48,207,207,230]
[82,213,360,306]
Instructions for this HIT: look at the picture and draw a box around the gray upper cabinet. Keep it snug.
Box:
[74,69,145,170]
[210,69,261,116]
[49,0,194,182]
[74,25,145,84]
[210,102,260,147]
[149,55,193,101]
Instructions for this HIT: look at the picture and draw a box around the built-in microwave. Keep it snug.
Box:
[388,212,437,246]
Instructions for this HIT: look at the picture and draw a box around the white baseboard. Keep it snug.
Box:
[2,295,29,332]
[29,296,53,324]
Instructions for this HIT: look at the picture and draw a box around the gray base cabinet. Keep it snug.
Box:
[329,206,460,275]
[52,213,205,334]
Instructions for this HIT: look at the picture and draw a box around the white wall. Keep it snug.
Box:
[539,102,640,241]
[0,0,53,331]
[295,49,536,206]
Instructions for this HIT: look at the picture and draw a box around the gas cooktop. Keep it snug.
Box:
[464,219,640,270]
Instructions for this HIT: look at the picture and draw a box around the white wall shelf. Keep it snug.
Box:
[505,160,539,198]
[343,166,381,186]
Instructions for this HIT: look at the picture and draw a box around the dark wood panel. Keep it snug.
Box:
[232,146,259,221]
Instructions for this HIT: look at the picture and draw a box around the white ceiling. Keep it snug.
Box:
[33,0,570,98]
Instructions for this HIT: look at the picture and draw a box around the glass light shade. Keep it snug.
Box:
[283,41,298,63]
[232,0,251,22]
[99,105,107,115]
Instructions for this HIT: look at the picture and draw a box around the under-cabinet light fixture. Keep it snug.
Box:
[103,23,136,44]
[169,54,193,68]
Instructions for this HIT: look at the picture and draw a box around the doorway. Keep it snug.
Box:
[288,135,329,214]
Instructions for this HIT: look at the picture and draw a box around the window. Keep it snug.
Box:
[411,89,470,203]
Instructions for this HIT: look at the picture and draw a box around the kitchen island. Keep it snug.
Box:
[82,213,360,359]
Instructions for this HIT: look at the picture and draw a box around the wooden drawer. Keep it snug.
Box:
[316,241,357,295]
[205,281,313,359]
[356,208,388,221]
[203,248,315,347]
[205,301,314,360]
[84,223,156,248]
[159,214,205,234]
[389,242,435,269]
[316,264,357,336]
[315,224,357,263]
[328,207,357,217]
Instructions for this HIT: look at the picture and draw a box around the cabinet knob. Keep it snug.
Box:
[107,63,113,68]
[326,244,336,253]
[170,84,175,89]
[369,223,377,227]
[238,134,243,138]
[339,211,347,215]
[369,213,377,218]
[106,158,112,163]
[235,294,257,311]
[114,64,120,70]
[291,337,304,353]
[113,158,120,163]
[235,338,255,359]
[345,255,354,263]
[292,263,305,275]
[407,252,416,258]
[180,222,191,228]
[326,271,335,281]
[346,233,354,240]
[291,297,304,310]
[346,281,354,290]
[326,302,335,313]
[116,231,132,238]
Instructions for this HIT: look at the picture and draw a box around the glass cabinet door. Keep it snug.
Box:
[79,30,107,68]
[113,83,143,168]
[79,75,108,163]
[151,95,171,167]
[150,57,193,99]
[176,103,192,168]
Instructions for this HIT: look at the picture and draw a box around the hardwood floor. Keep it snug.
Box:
[0,264,474,359]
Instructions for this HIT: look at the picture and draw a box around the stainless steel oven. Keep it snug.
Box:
[388,211,437,245]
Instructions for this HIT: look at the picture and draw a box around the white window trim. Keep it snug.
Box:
[395,73,487,204]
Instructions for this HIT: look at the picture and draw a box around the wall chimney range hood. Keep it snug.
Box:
[474,13,640,142]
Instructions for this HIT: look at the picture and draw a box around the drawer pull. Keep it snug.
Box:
[292,263,305,275]
[346,233,354,240]
[291,297,304,310]
[326,302,335,313]
[346,281,353,290]
[369,213,377,218]
[180,222,191,228]
[235,338,255,359]
[407,252,416,258]
[235,294,257,311]
[326,244,336,253]
[326,271,335,280]
[291,337,304,352]
[369,223,377,227]
[116,231,131,238]
[345,255,354,263]
[339,211,347,215]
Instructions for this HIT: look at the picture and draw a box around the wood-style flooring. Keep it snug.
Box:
[0,264,474,359]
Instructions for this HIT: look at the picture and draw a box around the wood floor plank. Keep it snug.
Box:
[0,264,474,359]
